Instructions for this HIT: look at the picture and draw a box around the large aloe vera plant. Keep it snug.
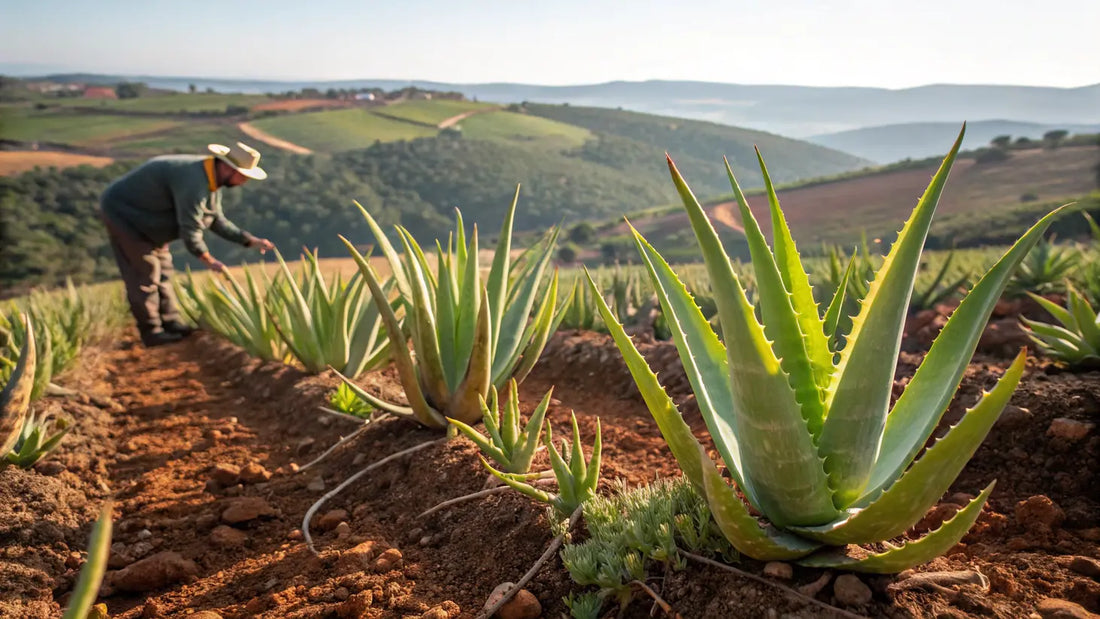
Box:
[1,315,36,458]
[338,188,565,429]
[592,128,1067,572]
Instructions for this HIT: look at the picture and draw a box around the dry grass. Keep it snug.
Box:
[0,151,114,176]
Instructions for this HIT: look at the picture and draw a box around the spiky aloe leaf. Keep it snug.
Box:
[667,156,836,527]
[62,501,113,619]
[821,127,966,506]
[726,162,825,437]
[822,258,853,343]
[445,287,493,425]
[860,204,1070,505]
[1,315,35,456]
[486,186,521,353]
[799,483,994,573]
[793,351,1025,544]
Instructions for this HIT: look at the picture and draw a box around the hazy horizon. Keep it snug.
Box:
[3,0,1098,89]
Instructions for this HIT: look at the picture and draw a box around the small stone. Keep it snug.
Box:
[339,540,383,571]
[209,463,241,486]
[1048,418,1094,442]
[337,591,374,617]
[108,542,131,569]
[335,522,352,538]
[764,562,793,579]
[372,548,403,572]
[833,574,872,606]
[108,551,198,593]
[499,590,541,619]
[288,529,304,541]
[136,529,153,540]
[319,509,349,531]
[352,453,367,466]
[195,513,218,530]
[129,541,154,559]
[1016,495,1066,532]
[35,460,66,475]
[335,586,350,601]
[244,596,269,614]
[205,429,224,441]
[221,497,276,524]
[210,525,248,548]
[65,551,82,569]
[307,477,326,492]
[297,437,316,455]
[1068,556,1100,580]
[1036,598,1096,619]
[239,462,272,484]
[421,606,452,619]
[188,613,224,619]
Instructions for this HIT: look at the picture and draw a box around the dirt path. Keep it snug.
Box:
[707,201,745,233]
[238,122,313,155]
[436,107,499,129]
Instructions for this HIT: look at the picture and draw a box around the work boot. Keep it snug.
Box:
[140,330,184,348]
[162,320,196,337]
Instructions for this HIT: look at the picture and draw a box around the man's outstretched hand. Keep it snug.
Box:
[199,252,228,274]
[245,233,276,254]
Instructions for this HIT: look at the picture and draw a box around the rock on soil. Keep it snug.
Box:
[1068,556,1100,580]
[485,583,543,619]
[239,462,272,483]
[833,574,872,607]
[318,508,349,531]
[763,562,793,579]
[1048,418,1095,441]
[221,496,276,524]
[1036,598,1099,619]
[107,551,198,593]
[210,525,248,548]
[209,463,240,486]
[420,601,461,618]
[1016,495,1066,532]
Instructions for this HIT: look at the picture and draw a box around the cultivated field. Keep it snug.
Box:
[0,150,114,175]
[250,108,439,152]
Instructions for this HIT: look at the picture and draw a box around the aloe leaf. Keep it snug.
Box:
[667,156,835,527]
[352,201,411,301]
[508,270,563,387]
[499,381,520,452]
[435,241,459,391]
[448,416,506,465]
[339,235,444,427]
[487,186,520,352]
[626,228,758,507]
[334,371,414,418]
[491,227,559,382]
[751,152,833,394]
[62,502,113,619]
[821,127,966,506]
[567,414,588,483]
[455,226,482,386]
[725,163,825,437]
[1026,292,1076,330]
[583,418,602,492]
[396,231,450,409]
[822,258,853,343]
[1068,288,1100,344]
[446,287,493,425]
[799,482,994,573]
[698,443,821,560]
[860,204,1070,505]
[795,351,1024,544]
[1,315,35,456]
[482,456,554,504]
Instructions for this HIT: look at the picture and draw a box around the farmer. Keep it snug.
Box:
[99,142,275,347]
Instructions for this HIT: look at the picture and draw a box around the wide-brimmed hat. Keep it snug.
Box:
[208,142,267,180]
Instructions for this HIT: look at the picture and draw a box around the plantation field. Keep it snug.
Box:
[0,150,114,175]
[457,110,592,149]
[250,98,353,113]
[41,92,271,113]
[250,108,439,152]
[0,107,182,146]
[374,99,499,126]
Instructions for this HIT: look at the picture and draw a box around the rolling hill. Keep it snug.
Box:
[808,120,1100,163]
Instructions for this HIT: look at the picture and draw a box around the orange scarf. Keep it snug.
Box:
[203,157,218,192]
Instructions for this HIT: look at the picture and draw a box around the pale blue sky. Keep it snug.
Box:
[2,0,1097,87]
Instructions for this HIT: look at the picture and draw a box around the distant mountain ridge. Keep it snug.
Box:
[19,72,1100,139]
[808,120,1100,163]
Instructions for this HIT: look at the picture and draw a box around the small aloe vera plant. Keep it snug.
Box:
[7,408,71,469]
[1021,285,1100,368]
[337,187,564,429]
[176,265,288,363]
[449,379,551,474]
[592,127,1067,572]
[484,413,602,518]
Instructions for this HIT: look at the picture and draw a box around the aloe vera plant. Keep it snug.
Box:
[337,188,565,429]
[1006,234,1081,297]
[62,502,113,619]
[176,265,288,362]
[1,314,36,458]
[1021,285,1100,368]
[449,379,551,474]
[483,412,601,517]
[267,249,395,376]
[6,408,71,468]
[910,251,971,313]
[592,128,1068,572]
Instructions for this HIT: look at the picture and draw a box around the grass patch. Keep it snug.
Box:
[105,122,251,155]
[375,100,498,126]
[0,107,181,146]
[251,109,438,152]
[40,93,270,114]
[457,111,592,149]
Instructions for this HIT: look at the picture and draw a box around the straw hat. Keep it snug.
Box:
[207,142,267,180]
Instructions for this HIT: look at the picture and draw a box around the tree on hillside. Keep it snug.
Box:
[557,244,578,264]
[188,83,197,94]
[569,222,596,245]
[1043,129,1069,149]
[991,135,1012,148]
[115,82,147,99]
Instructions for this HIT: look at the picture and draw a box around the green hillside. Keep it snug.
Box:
[251,108,438,151]
[456,110,591,149]
[374,99,498,125]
